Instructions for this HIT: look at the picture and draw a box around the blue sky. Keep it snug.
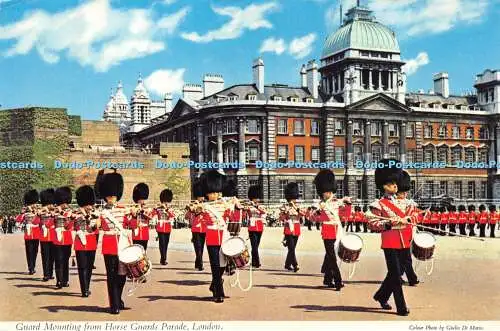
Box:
[0,0,499,120]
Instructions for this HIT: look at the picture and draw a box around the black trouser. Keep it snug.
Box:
[355,223,361,232]
[323,239,342,286]
[207,245,224,299]
[346,222,354,232]
[399,248,418,284]
[249,231,262,267]
[459,224,467,235]
[440,224,446,235]
[284,235,299,269]
[374,249,408,312]
[469,223,476,236]
[449,224,456,235]
[103,255,126,310]
[158,232,170,263]
[306,220,312,231]
[133,240,148,251]
[490,224,496,238]
[54,244,71,285]
[316,222,320,230]
[40,241,54,278]
[2,225,6,233]
[192,232,206,269]
[479,224,486,238]
[24,239,39,272]
[76,250,96,295]
[363,223,368,233]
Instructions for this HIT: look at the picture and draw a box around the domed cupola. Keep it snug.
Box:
[131,73,150,102]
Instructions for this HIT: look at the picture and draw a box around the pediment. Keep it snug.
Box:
[348,93,411,113]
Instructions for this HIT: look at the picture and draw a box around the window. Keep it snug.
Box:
[310,120,319,135]
[289,96,299,102]
[210,121,217,135]
[371,122,382,136]
[229,95,238,101]
[277,119,288,134]
[246,119,260,134]
[480,181,487,199]
[439,181,448,196]
[467,181,475,199]
[311,147,320,163]
[353,121,363,136]
[223,119,237,134]
[410,181,416,197]
[423,181,433,198]
[272,95,282,101]
[294,146,305,163]
[277,145,288,163]
[479,149,488,163]
[336,180,344,198]
[452,148,462,164]
[372,145,382,162]
[489,88,494,102]
[388,123,399,137]
[249,179,260,188]
[389,145,398,159]
[361,51,369,57]
[246,145,259,163]
[453,181,462,199]
[335,119,345,135]
[247,94,257,101]
[452,126,460,139]
[424,147,434,163]
[406,149,415,163]
[466,127,474,140]
[465,149,475,163]
[334,147,344,163]
[223,144,237,163]
[437,147,448,163]
[479,127,489,139]
[306,98,314,103]
[279,180,289,199]
[357,180,363,200]
[424,125,433,138]
[438,125,447,138]
[294,120,305,135]
[433,103,440,109]
[209,147,217,162]
[406,123,415,138]
[297,181,305,199]
[354,145,363,163]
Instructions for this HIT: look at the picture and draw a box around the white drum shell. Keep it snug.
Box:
[413,232,435,249]
[340,234,363,250]
[221,237,246,257]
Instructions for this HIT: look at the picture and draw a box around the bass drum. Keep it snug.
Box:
[221,237,250,269]
[412,232,436,261]
[338,234,363,263]
[119,244,152,281]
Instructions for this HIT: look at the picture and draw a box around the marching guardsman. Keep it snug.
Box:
[246,185,266,268]
[362,206,369,233]
[366,159,410,316]
[73,185,99,297]
[489,205,497,238]
[199,170,235,303]
[310,169,349,290]
[97,170,129,314]
[186,180,206,271]
[467,205,477,236]
[279,182,306,273]
[478,205,488,238]
[448,205,457,236]
[154,189,175,265]
[38,189,56,281]
[354,206,363,232]
[394,170,419,287]
[53,187,74,289]
[458,205,468,235]
[16,189,40,275]
[124,183,151,250]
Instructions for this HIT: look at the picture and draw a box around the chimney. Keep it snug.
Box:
[164,93,173,113]
[253,57,265,94]
[203,74,225,98]
[306,60,319,99]
[300,65,307,88]
[182,84,203,101]
[433,72,449,98]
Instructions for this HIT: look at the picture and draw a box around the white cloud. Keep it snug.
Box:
[181,2,279,43]
[288,33,316,59]
[325,0,489,36]
[144,68,186,96]
[402,52,430,76]
[0,0,190,72]
[259,37,286,55]
[163,0,177,4]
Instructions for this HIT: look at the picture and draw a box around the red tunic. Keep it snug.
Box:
[124,211,150,241]
[489,212,499,225]
[73,210,98,251]
[458,211,468,224]
[154,207,175,233]
[440,212,449,225]
[448,212,458,224]
[16,211,41,240]
[39,214,54,242]
[100,205,128,255]
[280,204,304,236]
[246,206,265,232]
[467,212,477,224]
[369,197,412,249]
[430,212,440,225]
[200,202,235,246]
[353,211,364,224]
[478,211,488,224]
[187,211,206,233]
[52,209,73,246]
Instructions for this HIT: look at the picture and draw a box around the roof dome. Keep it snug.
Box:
[322,6,399,59]
[132,74,150,100]
[114,81,128,105]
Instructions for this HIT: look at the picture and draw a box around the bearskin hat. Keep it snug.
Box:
[200,170,226,195]
[355,206,361,212]
[284,182,300,201]
[23,189,39,205]
[99,172,124,201]
[192,179,203,199]
[40,188,55,206]
[489,205,496,212]
[133,183,149,203]
[375,159,403,191]
[479,204,486,211]
[448,205,456,212]
[458,205,466,212]
[313,170,336,195]
[396,171,411,193]
[76,186,95,207]
[468,205,476,212]
[362,205,368,212]
[248,185,261,200]
[222,180,237,198]
[55,186,72,205]
[160,189,173,203]
[440,206,447,213]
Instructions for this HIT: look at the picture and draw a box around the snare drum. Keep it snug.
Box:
[221,237,250,269]
[119,245,152,281]
[411,232,436,261]
[227,222,241,236]
[338,234,363,263]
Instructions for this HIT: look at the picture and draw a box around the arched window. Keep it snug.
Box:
[437,147,448,163]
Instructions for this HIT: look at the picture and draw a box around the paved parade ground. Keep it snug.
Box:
[1,228,499,321]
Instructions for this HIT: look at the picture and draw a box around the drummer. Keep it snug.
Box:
[366,158,410,316]
[97,170,129,315]
[124,183,151,250]
[246,185,266,269]
[310,169,349,290]
[154,189,175,265]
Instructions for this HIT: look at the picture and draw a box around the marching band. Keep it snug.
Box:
[10,161,500,317]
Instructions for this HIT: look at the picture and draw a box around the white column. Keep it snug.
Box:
[378,70,383,91]
[369,69,373,90]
